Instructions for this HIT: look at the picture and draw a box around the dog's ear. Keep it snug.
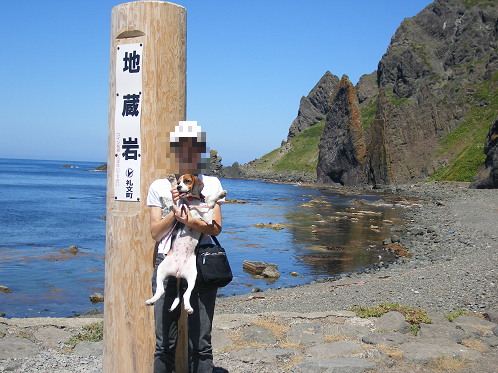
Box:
[191,176,204,196]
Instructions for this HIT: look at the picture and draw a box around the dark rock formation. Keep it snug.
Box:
[317,75,368,186]
[368,0,498,184]
[287,71,339,140]
[470,115,498,188]
[93,163,107,172]
[356,71,378,106]
[209,150,224,176]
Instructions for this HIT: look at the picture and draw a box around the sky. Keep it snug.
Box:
[1,0,434,166]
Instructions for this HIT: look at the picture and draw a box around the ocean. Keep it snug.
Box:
[0,158,405,318]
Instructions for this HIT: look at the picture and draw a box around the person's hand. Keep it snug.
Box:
[170,187,180,204]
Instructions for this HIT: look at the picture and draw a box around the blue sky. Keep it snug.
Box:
[1,0,433,166]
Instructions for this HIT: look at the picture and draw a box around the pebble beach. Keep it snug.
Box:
[1,182,497,372]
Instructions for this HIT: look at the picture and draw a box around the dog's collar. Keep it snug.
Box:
[186,193,205,202]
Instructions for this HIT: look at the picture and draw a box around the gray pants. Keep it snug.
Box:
[152,254,217,373]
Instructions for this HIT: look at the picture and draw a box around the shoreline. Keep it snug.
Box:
[216,182,498,315]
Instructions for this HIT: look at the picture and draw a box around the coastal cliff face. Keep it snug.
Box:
[317,76,368,186]
[213,0,498,187]
[315,0,498,186]
[367,0,498,184]
[287,71,339,140]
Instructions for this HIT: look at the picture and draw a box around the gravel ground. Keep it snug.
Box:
[216,182,498,316]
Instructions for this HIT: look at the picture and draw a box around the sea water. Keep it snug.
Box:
[0,158,405,318]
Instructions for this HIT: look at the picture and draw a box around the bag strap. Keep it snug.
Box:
[211,235,221,246]
[196,234,221,252]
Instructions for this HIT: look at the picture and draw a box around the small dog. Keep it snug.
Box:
[145,174,227,314]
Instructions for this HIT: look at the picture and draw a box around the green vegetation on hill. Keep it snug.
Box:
[360,96,378,130]
[254,120,325,173]
[430,72,498,182]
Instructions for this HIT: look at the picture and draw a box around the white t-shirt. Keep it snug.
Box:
[146,175,225,254]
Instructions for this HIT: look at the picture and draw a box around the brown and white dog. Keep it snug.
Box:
[145,174,227,313]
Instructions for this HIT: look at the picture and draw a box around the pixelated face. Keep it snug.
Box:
[171,137,206,174]
[154,121,209,178]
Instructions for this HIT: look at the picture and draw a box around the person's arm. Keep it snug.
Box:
[150,187,181,242]
[150,207,176,242]
[173,203,222,236]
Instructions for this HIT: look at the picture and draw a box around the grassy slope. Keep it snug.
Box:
[429,72,498,182]
[254,120,325,173]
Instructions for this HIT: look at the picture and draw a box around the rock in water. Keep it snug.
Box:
[470,114,498,189]
[0,286,13,294]
[317,75,368,186]
[287,71,339,140]
[89,293,104,304]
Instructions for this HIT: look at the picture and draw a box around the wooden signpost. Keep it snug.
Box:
[104,2,187,372]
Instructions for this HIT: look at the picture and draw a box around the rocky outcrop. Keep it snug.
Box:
[470,114,498,188]
[316,75,368,186]
[287,71,339,140]
[209,150,224,176]
[368,0,498,184]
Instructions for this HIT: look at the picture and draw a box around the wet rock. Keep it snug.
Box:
[262,266,281,279]
[93,163,107,172]
[0,286,13,294]
[89,293,104,304]
[68,245,78,254]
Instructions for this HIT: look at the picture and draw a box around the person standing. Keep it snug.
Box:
[146,123,225,372]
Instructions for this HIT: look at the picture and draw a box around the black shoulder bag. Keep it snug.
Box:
[196,235,233,287]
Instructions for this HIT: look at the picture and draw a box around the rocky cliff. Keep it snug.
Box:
[366,0,498,184]
[287,71,339,140]
[214,0,498,188]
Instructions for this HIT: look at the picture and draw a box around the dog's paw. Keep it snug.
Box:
[145,299,155,306]
[185,306,194,314]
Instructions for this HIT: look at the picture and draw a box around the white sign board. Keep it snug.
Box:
[114,43,143,201]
